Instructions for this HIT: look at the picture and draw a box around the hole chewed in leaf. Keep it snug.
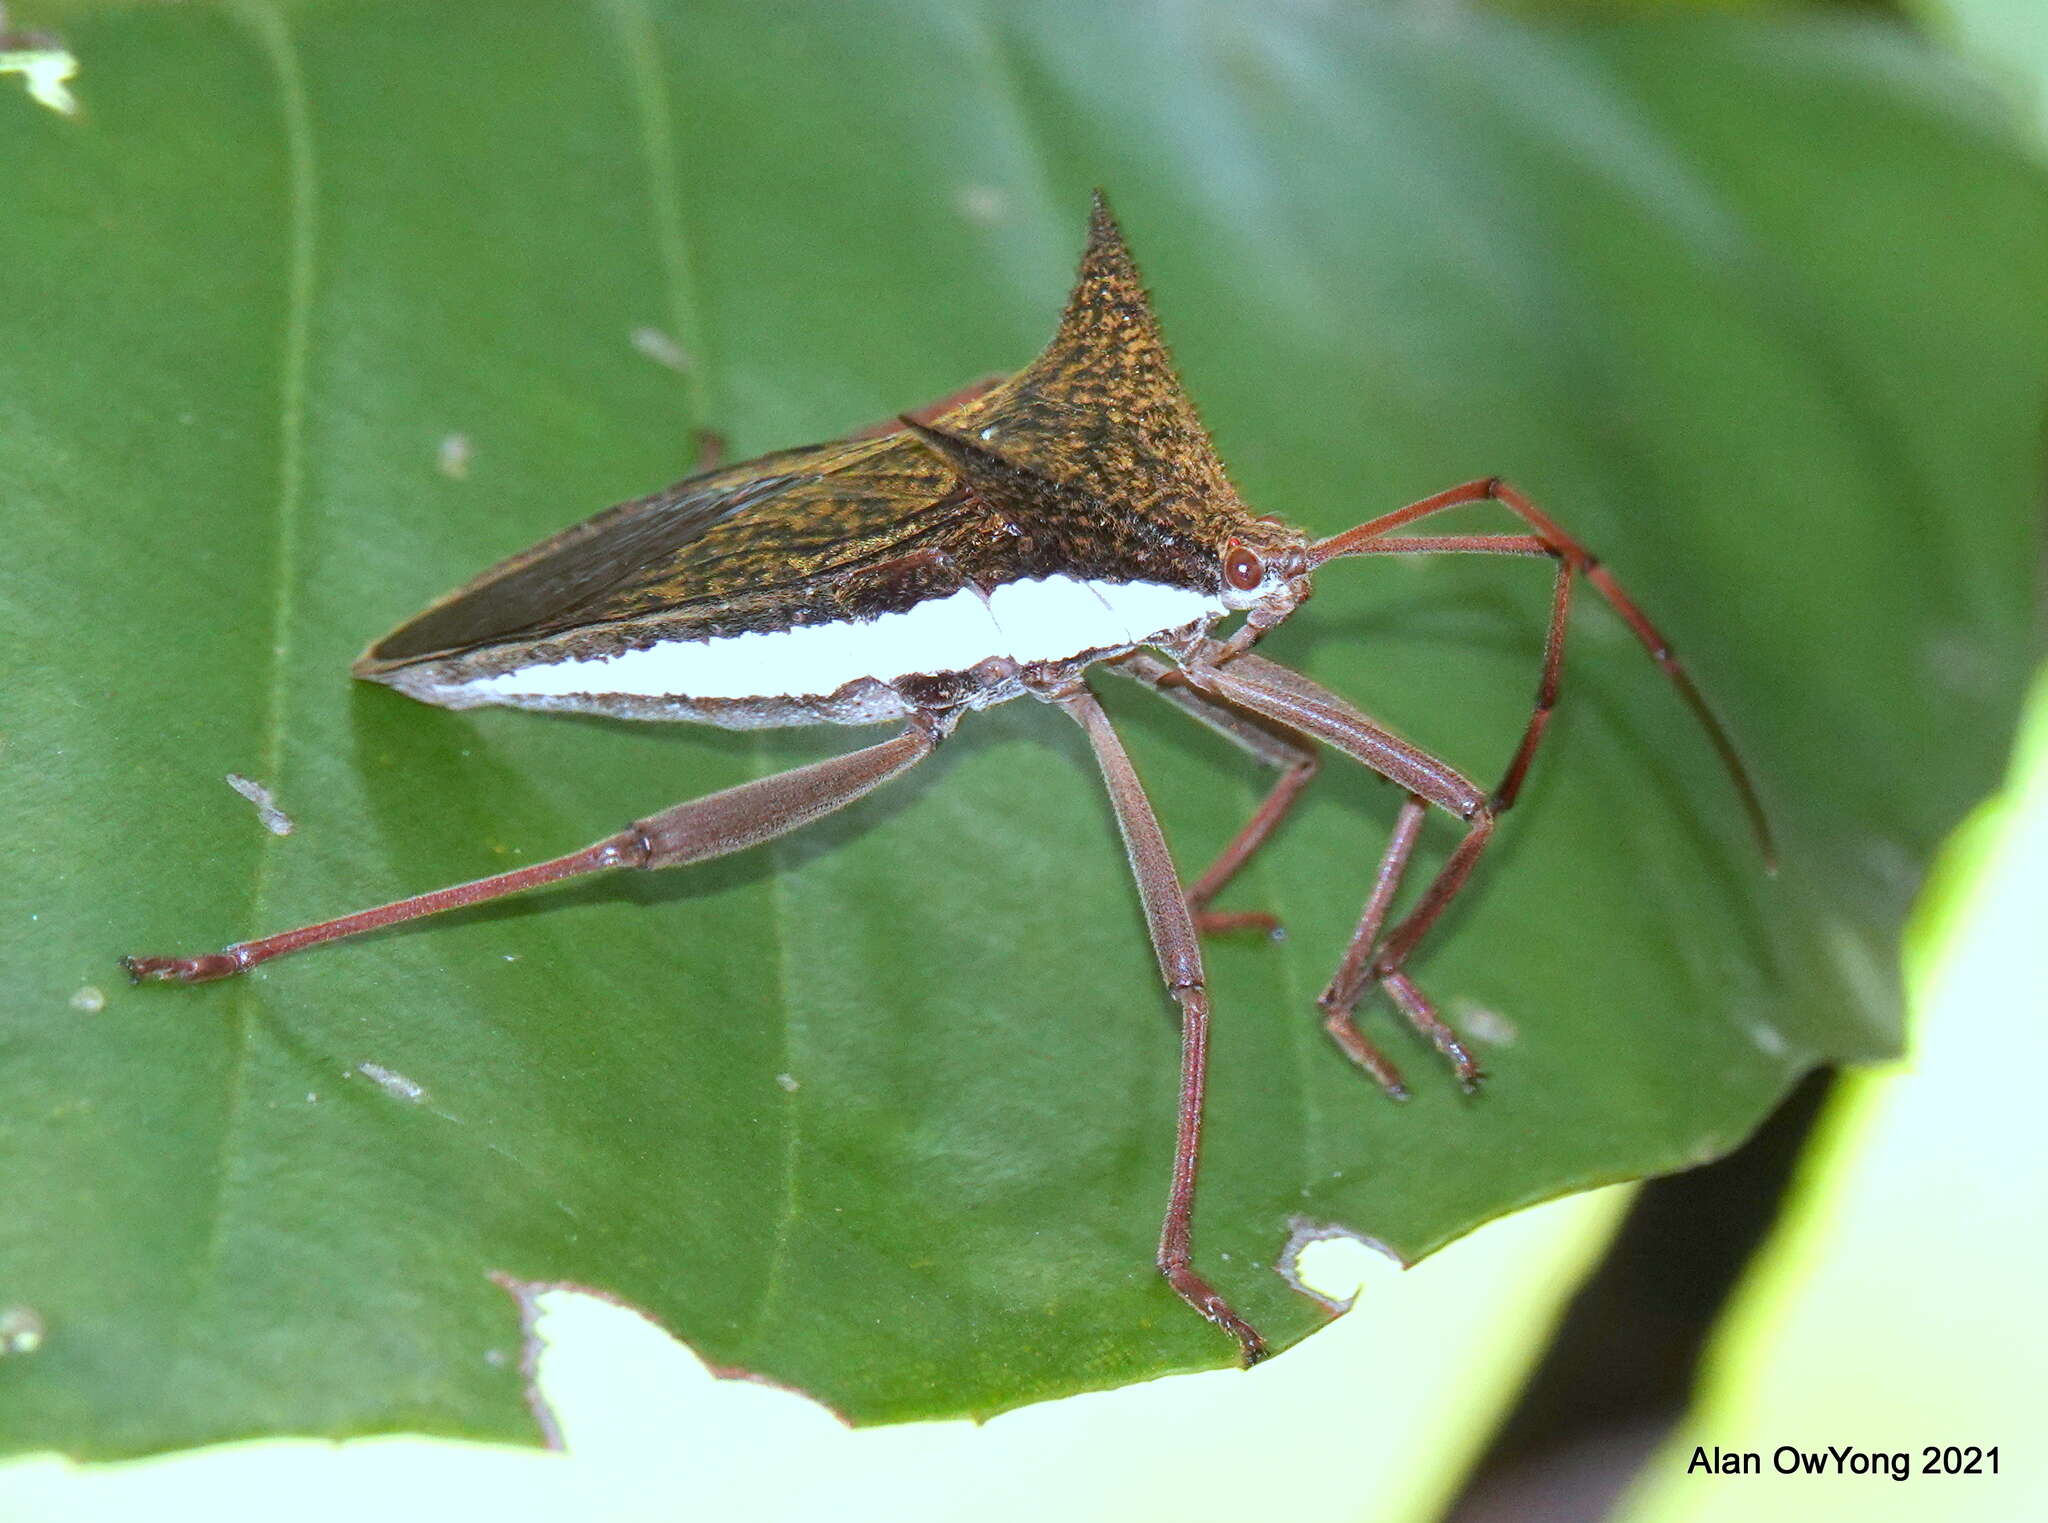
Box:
[0,8,79,118]
[487,1272,568,1451]
[1275,1218,1406,1315]
[487,1274,851,1450]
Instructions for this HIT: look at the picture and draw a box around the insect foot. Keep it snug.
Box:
[1171,1271,1269,1367]
[1379,970,1485,1093]
[119,950,249,985]
[1314,993,1413,1101]
[1316,969,1485,1097]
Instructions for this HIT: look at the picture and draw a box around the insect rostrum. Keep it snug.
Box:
[125,191,1768,1365]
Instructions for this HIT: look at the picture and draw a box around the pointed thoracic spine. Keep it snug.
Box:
[937,189,1249,532]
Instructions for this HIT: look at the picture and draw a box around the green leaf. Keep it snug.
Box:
[3,0,2043,1457]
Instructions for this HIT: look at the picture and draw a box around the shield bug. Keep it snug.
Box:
[125,193,1770,1363]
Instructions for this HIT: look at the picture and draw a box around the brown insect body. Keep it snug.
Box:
[355,199,1307,730]
[127,193,1769,1369]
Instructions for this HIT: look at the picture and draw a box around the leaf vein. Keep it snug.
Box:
[180,0,316,1351]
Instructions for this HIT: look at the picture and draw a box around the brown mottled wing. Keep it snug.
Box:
[362,434,965,664]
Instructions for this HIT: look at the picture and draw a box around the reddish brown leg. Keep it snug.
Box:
[1186,651,1489,820]
[1182,650,1493,1091]
[1313,478,1774,866]
[1379,972,1478,1083]
[1497,550,1571,812]
[1306,533,1569,821]
[123,718,944,985]
[1111,650,1320,939]
[1119,651,1445,1092]
[1193,479,1777,1090]
[1317,795,1428,1098]
[1353,817,1494,1091]
[1060,685,1266,1366]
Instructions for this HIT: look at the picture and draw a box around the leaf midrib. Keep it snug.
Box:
[178,0,316,1386]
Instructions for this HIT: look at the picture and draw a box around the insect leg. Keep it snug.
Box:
[1311,478,1773,866]
[1317,794,1429,1098]
[1306,533,1574,819]
[122,717,945,986]
[1118,651,1425,1092]
[1182,652,1490,1091]
[1059,684,1266,1366]
[1109,650,1320,938]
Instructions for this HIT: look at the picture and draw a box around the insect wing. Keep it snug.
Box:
[356,437,961,671]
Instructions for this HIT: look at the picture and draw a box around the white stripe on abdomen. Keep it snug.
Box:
[453,574,1223,703]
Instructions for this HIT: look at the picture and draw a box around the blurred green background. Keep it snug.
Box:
[3,0,2044,1517]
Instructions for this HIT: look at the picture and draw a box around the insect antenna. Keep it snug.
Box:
[1308,477,1776,871]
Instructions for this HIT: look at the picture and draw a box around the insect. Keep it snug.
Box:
[125,193,1769,1363]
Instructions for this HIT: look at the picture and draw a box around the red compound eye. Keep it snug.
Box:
[1222,540,1264,592]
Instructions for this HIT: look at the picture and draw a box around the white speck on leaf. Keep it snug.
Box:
[437,433,473,479]
[1453,1000,1517,1047]
[631,326,691,372]
[0,1305,45,1356]
[225,773,295,836]
[68,985,105,1013]
[356,1062,425,1103]
[956,183,1005,225]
